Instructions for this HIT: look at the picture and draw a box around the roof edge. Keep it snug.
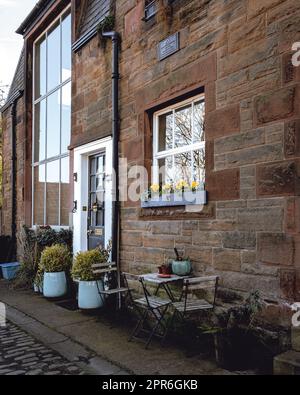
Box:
[16,0,54,35]
[1,90,24,113]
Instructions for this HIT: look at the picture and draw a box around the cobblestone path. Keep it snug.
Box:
[0,322,86,375]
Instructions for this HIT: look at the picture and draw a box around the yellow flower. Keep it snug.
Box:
[175,180,188,190]
[150,184,160,193]
[191,181,199,190]
[162,183,172,192]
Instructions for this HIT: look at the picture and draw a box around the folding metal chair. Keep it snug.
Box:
[166,275,219,341]
[92,262,130,308]
[123,272,171,349]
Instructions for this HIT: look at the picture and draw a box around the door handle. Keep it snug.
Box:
[87,230,93,236]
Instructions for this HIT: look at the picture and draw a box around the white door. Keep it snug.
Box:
[73,137,112,255]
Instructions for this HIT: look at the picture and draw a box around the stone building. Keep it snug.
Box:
[1,0,300,335]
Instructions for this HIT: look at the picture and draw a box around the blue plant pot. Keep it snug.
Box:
[172,260,192,276]
[78,280,104,309]
[43,272,67,298]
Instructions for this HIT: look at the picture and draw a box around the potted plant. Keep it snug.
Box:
[200,291,264,370]
[158,263,172,275]
[161,183,173,202]
[171,248,192,276]
[71,247,110,310]
[39,244,72,298]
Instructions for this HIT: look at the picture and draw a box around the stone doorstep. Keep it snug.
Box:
[274,350,300,375]
[292,327,300,352]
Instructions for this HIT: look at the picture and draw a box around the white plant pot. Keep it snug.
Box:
[78,280,104,309]
[43,272,67,298]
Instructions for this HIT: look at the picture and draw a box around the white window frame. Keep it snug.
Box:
[32,5,71,227]
[152,93,205,185]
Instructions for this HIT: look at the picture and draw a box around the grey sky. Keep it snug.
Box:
[0,0,37,95]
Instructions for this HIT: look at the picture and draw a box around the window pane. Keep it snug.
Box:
[47,23,61,91]
[34,100,46,162]
[158,111,173,152]
[35,36,46,98]
[47,90,60,159]
[96,175,105,192]
[46,160,59,225]
[61,82,71,153]
[174,152,192,184]
[158,156,173,185]
[61,157,70,226]
[61,13,71,82]
[193,149,205,183]
[194,100,205,143]
[174,104,192,148]
[97,155,105,174]
[34,165,45,225]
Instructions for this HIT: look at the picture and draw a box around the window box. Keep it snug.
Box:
[141,190,207,208]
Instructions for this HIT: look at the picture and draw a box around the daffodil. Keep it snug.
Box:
[175,180,189,191]
[191,181,199,191]
[162,183,172,193]
[150,184,160,194]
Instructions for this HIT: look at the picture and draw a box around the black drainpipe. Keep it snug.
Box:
[9,90,23,261]
[101,32,120,284]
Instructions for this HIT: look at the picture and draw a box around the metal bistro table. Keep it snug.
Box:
[139,273,191,302]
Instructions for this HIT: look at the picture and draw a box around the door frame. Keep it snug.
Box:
[73,137,112,255]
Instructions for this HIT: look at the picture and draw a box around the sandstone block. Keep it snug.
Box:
[205,104,240,139]
[254,87,296,125]
[237,207,283,231]
[285,120,300,159]
[257,160,299,197]
[223,231,256,249]
[214,128,265,155]
[213,248,241,272]
[258,233,294,266]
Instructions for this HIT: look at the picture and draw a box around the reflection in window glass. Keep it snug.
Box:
[46,160,60,225]
[47,23,61,92]
[35,37,46,98]
[158,111,173,152]
[61,14,71,82]
[61,157,70,226]
[61,82,71,154]
[34,165,45,225]
[194,101,205,143]
[158,156,173,185]
[47,90,60,159]
[33,10,71,226]
[174,152,192,184]
[97,155,105,174]
[153,96,205,187]
[175,105,192,148]
[34,100,46,162]
[193,149,205,183]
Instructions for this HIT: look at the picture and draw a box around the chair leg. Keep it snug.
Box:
[161,309,176,347]
[128,309,148,342]
[145,306,169,350]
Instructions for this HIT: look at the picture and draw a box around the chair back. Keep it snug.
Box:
[92,261,117,275]
[182,275,219,307]
[122,273,151,308]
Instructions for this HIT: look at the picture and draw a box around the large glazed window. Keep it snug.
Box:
[32,10,71,227]
[153,95,205,187]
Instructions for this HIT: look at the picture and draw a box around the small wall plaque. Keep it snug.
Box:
[158,32,180,61]
[94,228,103,236]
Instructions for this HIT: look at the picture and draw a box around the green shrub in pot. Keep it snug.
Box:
[40,244,72,298]
[71,248,110,309]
